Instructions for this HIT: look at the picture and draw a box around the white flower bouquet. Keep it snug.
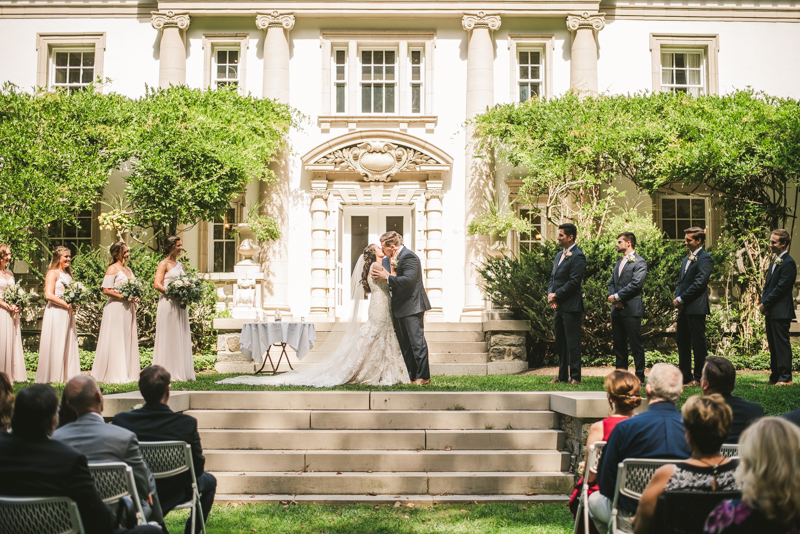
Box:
[62,280,93,307]
[3,281,39,320]
[166,273,204,309]
[117,278,144,300]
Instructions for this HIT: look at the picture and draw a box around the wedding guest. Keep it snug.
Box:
[570,370,641,534]
[673,227,713,386]
[0,244,27,382]
[782,407,800,428]
[0,372,13,432]
[607,232,648,383]
[153,236,194,382]
[36,246,80,384]
[701,356,763,442]
[633,394,738,534]
[548,223,586,385]
[57,388,78,428]
[704,418,800,534]
[92,242,140,384]
[589,363,691,533]
[760,229,796,386]
[113,366,215,533]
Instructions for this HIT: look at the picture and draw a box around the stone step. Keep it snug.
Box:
[369,391,551,411]
[429,361,529,376]
[427,342,487,354]
[214,494,571,504]
[213,471,574,495]
[425,331,485,342]
[198,429,564,451]
[425,322,483,332]
[187,410,557,430]
[205,449,570,473]
[429,353,488,363]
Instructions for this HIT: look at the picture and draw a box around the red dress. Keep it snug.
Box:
[568,416,631,534]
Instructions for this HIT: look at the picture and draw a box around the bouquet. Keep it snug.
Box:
[117,278,144,301]
[62,280,93,307]
[3,281,37,319]
[165,273,204,309]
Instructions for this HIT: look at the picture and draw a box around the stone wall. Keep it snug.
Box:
[559,414,602,478]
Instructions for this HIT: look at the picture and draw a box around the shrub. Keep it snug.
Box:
[24,348,217,374]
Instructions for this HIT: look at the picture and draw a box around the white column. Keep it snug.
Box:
[151,11,190,88]
[309,189,332,319]
[425,187,445,318]
[462,12,501,321]
[566,12,605,95]
[256,12,295,319]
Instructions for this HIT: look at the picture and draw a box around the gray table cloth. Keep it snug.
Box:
[240,322,317,363]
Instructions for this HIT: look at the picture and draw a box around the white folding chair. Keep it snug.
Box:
[610,458,676,534]
[573,440,606,534]
[88,461,147,526]
[140,440,206,534]
[0,495,85,534]
[720,444,738,458]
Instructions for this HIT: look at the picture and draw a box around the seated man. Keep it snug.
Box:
[589,363,692,533]
[782,407,800,427]
[53,376,166,530]
[0,384,161,534]
[113,366,215,534]
[701,356,764,443]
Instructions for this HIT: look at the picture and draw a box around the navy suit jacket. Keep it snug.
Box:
[548,245,586,313]
[723,394,764,443]
[761,253,797,320]
[383,246,431,318]
[676,248,713,315]
[607,253,647,318]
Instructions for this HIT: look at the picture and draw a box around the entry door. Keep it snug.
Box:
[339,207,412,317]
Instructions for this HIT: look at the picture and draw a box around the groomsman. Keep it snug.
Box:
[548,223,586,385]
[608,232,648,383]
[760,229,796,386]
[673,227,713,386]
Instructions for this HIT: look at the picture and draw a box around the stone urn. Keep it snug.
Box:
[486,235,511,258]
[236,223,259,266]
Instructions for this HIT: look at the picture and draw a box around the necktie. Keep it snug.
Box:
[558,251,566,266]
[618,257,628,276]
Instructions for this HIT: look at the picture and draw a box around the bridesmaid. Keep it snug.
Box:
[153,236,194,381]
[36,246,80,384]
[0,244,27,382]
[91,242,140,384]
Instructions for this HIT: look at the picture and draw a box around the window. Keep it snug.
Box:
[212,207,238,272]
[51,49,95,92]
[361,50,396,114]
[334,49,347,113]
[661,50,704,96]
[409,49,423,114]
[518,208,544,253]
[518,50,543,102]
[49,210,93,256]
[213,48,239,88]
[660,196,707,240]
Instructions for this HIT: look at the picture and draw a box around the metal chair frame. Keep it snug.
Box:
[572,440,607,534]
[0,496,85,534]
[720,444,738,458]
[140,440,206,534]
[87,461,147,526]
[610,458,676,534]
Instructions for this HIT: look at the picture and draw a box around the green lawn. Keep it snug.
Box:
[165,502,573,534]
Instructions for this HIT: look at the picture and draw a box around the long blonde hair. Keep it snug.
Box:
[48,246,72,274]
[737,417,800,524]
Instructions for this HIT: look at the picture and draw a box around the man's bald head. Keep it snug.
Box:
[64,375,103,415]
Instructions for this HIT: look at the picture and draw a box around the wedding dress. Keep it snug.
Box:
[218,264,410,387]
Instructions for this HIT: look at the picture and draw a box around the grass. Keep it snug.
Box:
[165,502,573,534]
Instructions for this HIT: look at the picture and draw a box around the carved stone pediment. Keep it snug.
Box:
[313,140,442,182]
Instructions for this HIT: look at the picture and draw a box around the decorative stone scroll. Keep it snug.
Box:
[256,11,296,31]
[151,11,191,30]
[566,12,606,32]
[313,141,441,182]
[462,12,502,31]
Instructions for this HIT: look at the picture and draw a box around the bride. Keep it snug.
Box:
[218,244,410,387]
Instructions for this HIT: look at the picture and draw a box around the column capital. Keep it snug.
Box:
[462,12,501,32]
[256,11,295,31]
[566,12,606,32]
[151,11,190,31]
[425,190,444,200]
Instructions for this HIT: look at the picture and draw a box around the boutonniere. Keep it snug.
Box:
[564,251,573,260]
[688,254,697,263]
[390,257,398,269]
[627,253,636,263]
[775,257,784,266]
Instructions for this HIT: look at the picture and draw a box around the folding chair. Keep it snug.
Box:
[573,440,607,534]
[651,489,742,534]
[0,496,85,534]
[88,461,147,526]
[610,459,676,534]
[140,440,206,534]
[720,444,738,458]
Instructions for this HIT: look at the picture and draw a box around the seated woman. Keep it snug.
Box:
[570,370,641,533]
[633,394,738,534]
[704,417,800,534]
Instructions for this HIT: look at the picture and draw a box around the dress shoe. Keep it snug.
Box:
[685,380,700,387]
[775,381,794,387]
[568,379,582,385]
[766,380,777,386]
[549,377,563,384]
[413,378,431,386]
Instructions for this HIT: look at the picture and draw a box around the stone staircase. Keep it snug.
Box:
[173,391,574,498]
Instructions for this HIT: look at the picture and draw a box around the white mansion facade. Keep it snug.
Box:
[1,1,799,322]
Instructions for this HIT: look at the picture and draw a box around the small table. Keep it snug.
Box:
[239,322,317,375]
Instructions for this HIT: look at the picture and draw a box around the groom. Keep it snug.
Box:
[372,231,432,385]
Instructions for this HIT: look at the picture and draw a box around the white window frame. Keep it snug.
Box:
[508,34,554,103]
[359,47,399,115]
[212,46,242,89]
[657,195,710,242]
[208,201,243,273]
[49,48,97,92]
[659,49,706,97]
[49,208,94,256]
[650,34,719,96]
[516,206,546,253]
[36,33,105,91]
[332,47,348,113]
[202,34,249,94]
[516,47,545,103]
[408,47,424,114]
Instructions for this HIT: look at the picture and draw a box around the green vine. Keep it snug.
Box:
[467,196,535,238]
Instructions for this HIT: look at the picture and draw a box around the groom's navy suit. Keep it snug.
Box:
[608,253,648,382]
[548,244,586,382]
[675,248,713,383]
[761,252,796,383]
[384,246,432,380]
